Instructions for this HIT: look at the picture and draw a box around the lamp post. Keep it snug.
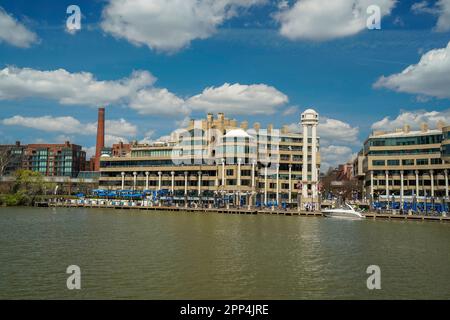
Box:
[297,182,302,211]
[132,172,137,191]
[184,171,188,208]
[158,171,162,191]
[264,165,268,206]
[288,164,292,205]
[198,170,202,207]
[237,158,241,208]
[145,171,149,190]
[171,171,175,195]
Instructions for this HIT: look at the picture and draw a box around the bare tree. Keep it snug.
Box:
[0,147,13,177]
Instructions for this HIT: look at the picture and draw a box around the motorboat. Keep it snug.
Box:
[322,203,364,220]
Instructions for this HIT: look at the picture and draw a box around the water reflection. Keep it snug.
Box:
[0,207,449,299]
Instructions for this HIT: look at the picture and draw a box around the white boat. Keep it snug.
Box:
[322,203,364,220]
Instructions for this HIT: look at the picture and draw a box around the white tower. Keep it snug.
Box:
[301,109,319,202]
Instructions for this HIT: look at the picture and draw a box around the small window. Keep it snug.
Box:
[402,159,414,166]
[416,159,429,165]
[387,160,399,166]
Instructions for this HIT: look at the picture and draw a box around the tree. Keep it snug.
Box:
[12,169,45,204]
[0,147,13,177]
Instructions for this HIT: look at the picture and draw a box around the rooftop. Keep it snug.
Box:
[370,129,442,139]
[224,128,252,139]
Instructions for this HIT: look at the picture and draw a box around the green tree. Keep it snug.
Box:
[12,170,45,205]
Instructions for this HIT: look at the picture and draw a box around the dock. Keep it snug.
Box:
[363,212,449,222]
[47,202,450,223]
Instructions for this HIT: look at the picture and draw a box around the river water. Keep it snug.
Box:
[0,207,449,299]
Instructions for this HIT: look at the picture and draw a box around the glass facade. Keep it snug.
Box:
[369,148,440,155]
[367,134,442,148]
[132,149,173,157]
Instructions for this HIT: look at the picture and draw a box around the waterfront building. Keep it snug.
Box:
[353,123,450,203]
[0,141,87,178]
[101,142,131,158]
[0,141,26,176]
[99,110,321,207]
[22,141,87,178]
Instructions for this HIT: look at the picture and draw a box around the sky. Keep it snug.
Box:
[0,0,450,169]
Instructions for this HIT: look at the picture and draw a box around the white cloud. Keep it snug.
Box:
[0,66,188,115]
[282,105,299,116]
[1,115,138,138]
[412,1,438,14]
[411,0,450,32]
[436,0,450,31]
[374,41,450,99]
[287,117,360,145]
[2,115,84,133]
[175,116,192,129]
[0,67,292,117]
[0,67,156,106]
[139,129,157,144]
[144,129,155,138]
[0,7,38,48]
[101,0,265,52]
[319,118,360,146]
[277,0,289,10]
[105,134,129,147]
[275,0,396,41]
[129,88,188,115]
[186,83,288,115]
[320,145,354,171]
[372,109,450,131]
[85,119,138,137]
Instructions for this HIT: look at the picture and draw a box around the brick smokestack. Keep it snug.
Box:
[94,107,105,171]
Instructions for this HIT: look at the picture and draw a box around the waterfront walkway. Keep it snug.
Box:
[48,202,450,223]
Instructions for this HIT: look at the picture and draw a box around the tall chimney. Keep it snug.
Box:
[94,107,105,171]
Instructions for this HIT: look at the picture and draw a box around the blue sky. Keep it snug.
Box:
[1,0,450,168]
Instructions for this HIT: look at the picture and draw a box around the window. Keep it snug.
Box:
[241,170,251,176]
[442,145,450,156]
[370,135,442,147]
[431,158,442,165]
[387,160,399,166]
[402,159,414,166]
[369,148,440,156]
[372,160,385,166]
[416,159,429,165]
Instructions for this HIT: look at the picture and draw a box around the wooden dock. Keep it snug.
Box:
[47,202,450,223]
[363,212,449,222]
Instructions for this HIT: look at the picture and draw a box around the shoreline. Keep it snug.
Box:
[39,201,450,223]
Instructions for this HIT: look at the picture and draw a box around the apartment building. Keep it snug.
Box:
[22,141,86,177]
[353,123,450,202]
[99,111,321,207]
[1,141,87,177]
